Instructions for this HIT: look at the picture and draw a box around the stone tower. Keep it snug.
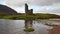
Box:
[25,3,28,13]
[25,3,33,15]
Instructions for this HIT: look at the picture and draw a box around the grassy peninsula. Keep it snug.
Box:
[0,13,60,19]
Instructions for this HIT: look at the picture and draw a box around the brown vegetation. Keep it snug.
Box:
[49,26,60,34]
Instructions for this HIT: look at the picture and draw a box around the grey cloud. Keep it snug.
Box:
[3,0,60,6]
[30,0,60,6]
[3,0,60,15]
[51,9,60,13]
[4,0,27,6]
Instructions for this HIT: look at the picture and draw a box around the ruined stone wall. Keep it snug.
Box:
[25,3,33,15]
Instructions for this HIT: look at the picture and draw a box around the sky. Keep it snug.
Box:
[0,0,60,15]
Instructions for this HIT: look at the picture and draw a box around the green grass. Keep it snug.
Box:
[24,28,34,32]
[45,23,58,26]
[0,14,60,19]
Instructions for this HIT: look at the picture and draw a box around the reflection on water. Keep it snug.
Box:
[0,19,54,34]
[25,18,33,28]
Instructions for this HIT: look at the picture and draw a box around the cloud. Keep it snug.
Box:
[2,0,60,15]
[3,0,60,6]
[3,0,29,7]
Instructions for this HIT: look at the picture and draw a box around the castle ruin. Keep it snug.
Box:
[25,3,33,15]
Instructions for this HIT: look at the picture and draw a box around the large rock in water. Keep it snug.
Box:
[0,4,17,15]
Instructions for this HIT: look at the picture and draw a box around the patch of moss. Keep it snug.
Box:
[24,28,34,32]
[45,23,58,26]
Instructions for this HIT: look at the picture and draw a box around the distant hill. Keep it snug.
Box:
[0,4,17,15]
